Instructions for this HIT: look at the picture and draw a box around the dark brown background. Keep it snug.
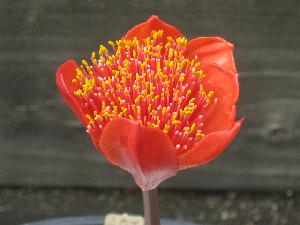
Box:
[1,0,300,190]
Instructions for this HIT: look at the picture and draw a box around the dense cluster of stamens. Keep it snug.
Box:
[72,30,214,153]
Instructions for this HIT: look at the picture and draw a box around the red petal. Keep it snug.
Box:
[201,63,239,133]
[178,119,244,169]
[99,118,177,191]
[186,37,237,73]
[123,15,183,43]
[56,60,88,126]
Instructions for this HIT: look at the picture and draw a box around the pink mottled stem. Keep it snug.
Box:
[143,188,161,225]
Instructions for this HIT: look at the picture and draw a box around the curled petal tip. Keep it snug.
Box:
[56,60,89,126]
[123,15,183,42]
[238,117,245,124]
[178,120,243,170]
[186,37,237,73]
[200,63,239,133]
[148,15,159,21]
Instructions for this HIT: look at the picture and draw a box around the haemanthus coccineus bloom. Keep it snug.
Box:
[56,16,243,191]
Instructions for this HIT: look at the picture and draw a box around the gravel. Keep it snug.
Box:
[0,188,299,225]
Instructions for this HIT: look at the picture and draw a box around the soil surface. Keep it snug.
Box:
[0,188,298,225]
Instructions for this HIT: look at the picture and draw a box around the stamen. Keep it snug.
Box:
[73,30,215,152]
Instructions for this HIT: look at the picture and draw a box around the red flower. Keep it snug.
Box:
[56,15,243,191]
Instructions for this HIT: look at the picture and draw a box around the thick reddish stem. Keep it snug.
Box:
[143,188,161,225]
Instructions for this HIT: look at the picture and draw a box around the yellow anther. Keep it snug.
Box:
[190,123,196,131]
[195,62,201,67]
[116,49,121,57]
[207,91,214,97]
[172,120,181,125]
[189,98,196,104]
[168,48,174,58]
[101,101,106,108]
[186,89,192,97]
[144,37,151,45]
[183,127,190,131]
[179,74,185,82]
[182,59,189,66]
[163,124,171,133]
[76,68,83,74]
[108,55,115,61]
[81,60,88,66]
[113,106,118,113]
[141,62,146,70]
[135,95,143,103]
[176,62,183,71]
[199,86,206,97]
[108,41,115,47]
[152,31,158,40]
[82,78,96,94]
[141,89,147,96]
[167,36,173,42]
[94,111,104,121]
[129,115,134,120]
[183,126,191,135]
[74,89,83,96]
[154,95,160,101]
[106,60,111,66]
[178,50,183,58]
[120,107,128,115]
[161,107,167,115]
[91,51,96,59]
[157,45,163,52]
[196,132,205,138]
[174,50,178,58]
[158,30,163,37]
[164,89,170,96]
[164,80,170,87]
[148,104,152,112]
[123,59,130,68]
[172,113,178,120]
[193,70,205,77]
[147,122,159,128]
[108,113,116,118]
[95,114,103,121]
[99,45,108,55]
[86,114,95,125]
[75,69,84,82]
[157,61,161,72]
[150,110,156,116]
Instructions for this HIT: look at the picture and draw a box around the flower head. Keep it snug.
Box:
[56,16,243,191]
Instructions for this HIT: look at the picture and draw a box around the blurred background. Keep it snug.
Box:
[0,0,299,225]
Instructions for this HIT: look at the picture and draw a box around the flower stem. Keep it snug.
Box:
[143,188,161,225]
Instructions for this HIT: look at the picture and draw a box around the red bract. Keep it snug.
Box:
[56,15,243,191]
